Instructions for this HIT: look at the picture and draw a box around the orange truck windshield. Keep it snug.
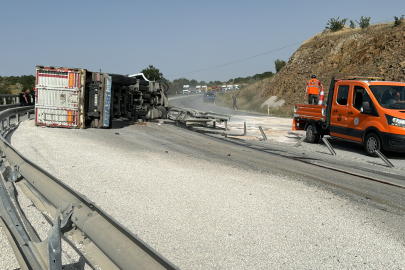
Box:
[369,85,405,109]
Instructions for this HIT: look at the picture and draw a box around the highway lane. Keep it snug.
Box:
[169,94,405,210]
[169,93,405,168]
[3,115,405,269]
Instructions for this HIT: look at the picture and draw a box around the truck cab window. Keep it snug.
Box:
[353,86,365,110]
[336,85,349,105]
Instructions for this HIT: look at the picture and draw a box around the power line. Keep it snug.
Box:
[165,41,303,78]
[166,16,400,79]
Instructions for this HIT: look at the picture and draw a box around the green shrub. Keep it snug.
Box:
[349,20,356,29]
[325,17,347,32]
[274,59,286,73]
[356,16,370,29]
[394,15,404,27]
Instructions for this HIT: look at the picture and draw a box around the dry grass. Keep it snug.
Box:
[302,22,394,45]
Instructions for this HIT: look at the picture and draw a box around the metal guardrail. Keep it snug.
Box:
[0,94,20,106]
[0,106,178,270]
[168,106,231,126]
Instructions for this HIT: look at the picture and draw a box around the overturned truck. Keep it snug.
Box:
[35,66,169,128]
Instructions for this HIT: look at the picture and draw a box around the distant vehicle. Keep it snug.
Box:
[203,92,215,103]
[183,85,190,94]
[196,85,201,93]
[211,86,217,91]
[227,85,234,91]
[220,85,227,91]
[235,85,239,90]
[201,85,208,92]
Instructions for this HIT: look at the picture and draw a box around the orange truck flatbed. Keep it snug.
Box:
[293,77,405,156]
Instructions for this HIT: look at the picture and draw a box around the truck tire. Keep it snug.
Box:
[306,124,320,143]
[364,132,381,156]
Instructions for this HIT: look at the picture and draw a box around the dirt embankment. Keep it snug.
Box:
[255,23,405,108]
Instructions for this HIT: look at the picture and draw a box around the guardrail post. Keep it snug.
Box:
[294,135,306,147]
[0,120,3,132]
[2,97,5,105]
[321,137,336,155]
[258,126,267,141]
[6,117,10,128]
[16,112,20,123]
[374,150,394,168]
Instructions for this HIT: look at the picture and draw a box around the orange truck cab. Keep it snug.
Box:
[293,76,405,156]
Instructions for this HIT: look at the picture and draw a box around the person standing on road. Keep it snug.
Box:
[20,90,28,106]
[25,89,32,105]
[32,87,36,104]
[232,96,238,110]
[305,75,323,105]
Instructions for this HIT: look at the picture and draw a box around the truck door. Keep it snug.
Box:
[345,85,372,142]
[330,85,349,139]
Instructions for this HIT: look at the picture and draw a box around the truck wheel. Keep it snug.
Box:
[364,132,381,156]
[306,124,320,143]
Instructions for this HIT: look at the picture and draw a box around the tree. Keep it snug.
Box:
[199,80,207,85]
[190,79,198,86]
[325,17,347,32]
[173,77,190,86]
[274,59,286,73]
[213,81,222,86]
[350,20,356,29]
[356,16,370,29]
[140,65,164,81]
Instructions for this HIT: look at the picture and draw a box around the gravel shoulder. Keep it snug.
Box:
[2,119,405,269]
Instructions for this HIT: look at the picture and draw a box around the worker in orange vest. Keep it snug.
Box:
[305,75,323,105]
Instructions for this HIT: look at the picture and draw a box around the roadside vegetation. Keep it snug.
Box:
[0,75,35,94]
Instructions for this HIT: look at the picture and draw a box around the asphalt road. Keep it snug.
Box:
[0,102,403,269]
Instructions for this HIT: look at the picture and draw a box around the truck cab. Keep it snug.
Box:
[293,77,405,155]
[183,85,190,94]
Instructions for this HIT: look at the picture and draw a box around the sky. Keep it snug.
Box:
[1,0,404,82]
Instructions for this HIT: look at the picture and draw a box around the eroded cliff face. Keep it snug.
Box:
[263,23,405,107]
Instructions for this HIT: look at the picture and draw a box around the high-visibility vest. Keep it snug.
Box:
[308,79,319,95]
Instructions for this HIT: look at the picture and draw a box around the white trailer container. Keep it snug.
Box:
[35,67,86,128]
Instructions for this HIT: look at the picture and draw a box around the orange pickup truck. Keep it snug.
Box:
[293,76,405,156]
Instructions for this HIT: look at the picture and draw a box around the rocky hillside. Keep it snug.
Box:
[260,22,405,108]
